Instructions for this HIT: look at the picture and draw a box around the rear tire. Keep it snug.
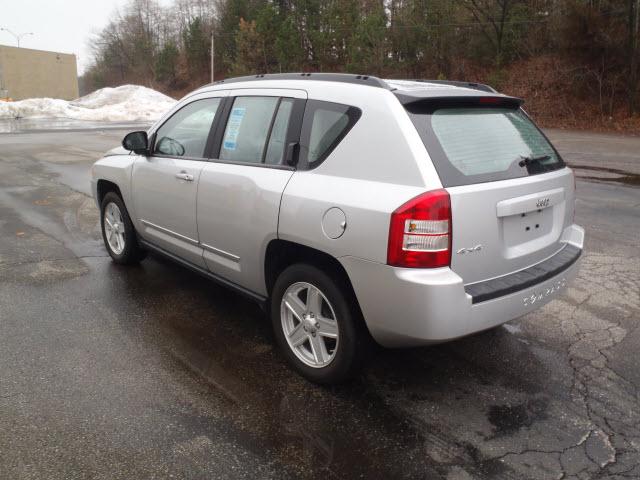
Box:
[271,263,369,384]
[100,192,146,265]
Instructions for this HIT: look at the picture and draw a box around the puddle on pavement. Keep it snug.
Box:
[40,161,93,196]
[89,255,556,478]
[106,256,440,477]
[487,398,548,437]
[572,164,640,186]
[0,117,149,133]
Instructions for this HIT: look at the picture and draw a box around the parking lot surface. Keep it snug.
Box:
[0,124,638,479]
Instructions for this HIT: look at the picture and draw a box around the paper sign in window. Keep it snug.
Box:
[222,107,246,151]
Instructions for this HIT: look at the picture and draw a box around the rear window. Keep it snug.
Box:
[408,107,564,187]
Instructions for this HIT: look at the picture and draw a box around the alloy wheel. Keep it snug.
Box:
[103,202,126,255]
[280,282,340,368]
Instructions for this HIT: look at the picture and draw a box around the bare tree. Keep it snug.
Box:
[463,0,516,67]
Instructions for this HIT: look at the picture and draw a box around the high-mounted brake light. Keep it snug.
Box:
[478,97,502,104]
[387,189,451,268]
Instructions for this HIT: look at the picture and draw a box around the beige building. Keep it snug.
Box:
[0,45,79,101]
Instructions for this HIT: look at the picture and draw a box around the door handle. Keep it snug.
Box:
[175,172,194,182]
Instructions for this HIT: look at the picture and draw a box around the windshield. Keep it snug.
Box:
[408,107,564,187]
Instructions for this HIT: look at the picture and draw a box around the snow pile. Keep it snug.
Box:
[0,85,177,122]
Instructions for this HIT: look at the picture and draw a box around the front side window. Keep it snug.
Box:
[300,100,361,168]
[154,97,221,158]
[408,106,564,187]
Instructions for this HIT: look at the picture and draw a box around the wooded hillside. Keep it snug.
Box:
[82,0,640,132]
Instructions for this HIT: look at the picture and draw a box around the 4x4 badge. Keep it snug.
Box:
[456,245,483,255]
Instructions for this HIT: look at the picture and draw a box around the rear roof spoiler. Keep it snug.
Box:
[396,94,524,110]
[408,79,498,93]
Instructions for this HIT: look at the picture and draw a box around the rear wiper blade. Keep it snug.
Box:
[518,154,551,168]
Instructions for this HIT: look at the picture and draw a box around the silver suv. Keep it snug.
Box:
[91,74,584,383]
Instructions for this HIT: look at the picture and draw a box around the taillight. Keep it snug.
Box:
[387,189,452,268]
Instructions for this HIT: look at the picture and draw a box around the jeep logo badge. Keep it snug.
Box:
[536,198,550,208]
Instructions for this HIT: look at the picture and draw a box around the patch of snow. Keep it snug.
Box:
[0,85,177,122]
[502,323,522,334]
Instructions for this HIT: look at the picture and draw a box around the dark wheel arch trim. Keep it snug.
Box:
[264,240,355,298]
[96,179,123,206]
[263,239,373,339]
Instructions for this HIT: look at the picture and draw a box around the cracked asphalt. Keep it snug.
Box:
[0,124,638,479]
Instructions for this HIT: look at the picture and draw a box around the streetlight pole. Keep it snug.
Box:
[0,28,34,48]
[211,30,216,83]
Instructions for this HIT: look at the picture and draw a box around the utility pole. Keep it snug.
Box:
[211,30,216,83]
[630,0,640,114]
[0,28,34,48]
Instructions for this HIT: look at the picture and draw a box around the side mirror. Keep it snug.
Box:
[122,131,149,155]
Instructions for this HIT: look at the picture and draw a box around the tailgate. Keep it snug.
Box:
[448,167,574,284]
[403,99,576,285]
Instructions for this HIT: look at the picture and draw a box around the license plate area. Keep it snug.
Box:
[502,207,554,251]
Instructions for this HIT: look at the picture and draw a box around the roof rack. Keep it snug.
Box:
[207,73,391,89]
[205,73,498,95]
[412,79,497,94]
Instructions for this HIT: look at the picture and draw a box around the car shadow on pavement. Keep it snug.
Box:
[101,252,552,479]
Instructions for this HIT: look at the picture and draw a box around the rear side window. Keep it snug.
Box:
[408,107,564,187]
[300,100,361,168]
[265,98,294,165]
[220,96,279,163]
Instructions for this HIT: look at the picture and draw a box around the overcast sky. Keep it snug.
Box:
[0,0,169,75]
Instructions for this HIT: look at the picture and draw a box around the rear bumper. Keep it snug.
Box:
[340,224,584,348]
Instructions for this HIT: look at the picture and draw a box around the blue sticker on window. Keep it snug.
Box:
[222,107,246,151]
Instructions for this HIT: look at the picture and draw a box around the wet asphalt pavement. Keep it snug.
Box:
[0,124,639,479]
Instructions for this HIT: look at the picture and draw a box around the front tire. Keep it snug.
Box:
[271,263,369,384]
[100,192,145,265]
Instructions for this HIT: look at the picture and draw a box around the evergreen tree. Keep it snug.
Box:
[232,18,265,74]
[82,0,639,123]
[156,41,179,85]
[183,17,210,82]
[348,0,387,74]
